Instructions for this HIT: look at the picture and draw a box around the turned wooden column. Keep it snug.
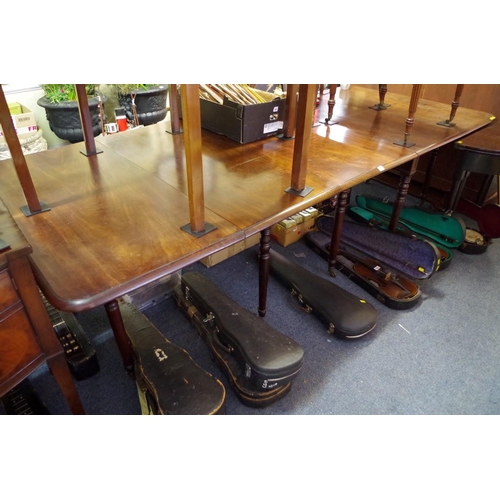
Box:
[390,157,420,231]
[437,84,465,127]
[328,190,350,276]
[258,228,271,317]
[394,84,423,147]
[370,84,391,110]
[325,84,339,124]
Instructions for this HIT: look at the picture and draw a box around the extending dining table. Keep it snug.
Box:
[0,85,494,372]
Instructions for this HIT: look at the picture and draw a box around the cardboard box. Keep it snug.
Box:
[180,89,285,144]
[270,208,320,247]
[122,272,182,311]
[201,232,261,268]
[0,103,38,144]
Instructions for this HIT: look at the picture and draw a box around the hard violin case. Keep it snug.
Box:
[120,301,226,415]
[347,205,453,270]
[355,194,489,255]
[305,215,439,309]
[268,248,378,339]
[175,271,304,408]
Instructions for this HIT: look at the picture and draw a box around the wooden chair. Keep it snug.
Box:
[0,200,85,414]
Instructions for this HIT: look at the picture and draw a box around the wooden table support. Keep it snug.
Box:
[418,148,440,204]
[105,300,134,374]
[0,86,50,217]
[166,84,183,135]
[394,84,423,148]
[258,228,271,317]
[437,84,465,128]
[389,157,420,231]
[278,84,298,140]
[325,84,340,125]
[179,84,216,237]
[327,190,350,276]
[76,84,102,157]
[370,84,391,110]
[286,84,316,197]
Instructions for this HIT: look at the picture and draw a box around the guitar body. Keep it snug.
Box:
[175,272,304,408]
[268,248,378,339]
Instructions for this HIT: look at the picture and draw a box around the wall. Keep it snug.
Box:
[2,84,66,148]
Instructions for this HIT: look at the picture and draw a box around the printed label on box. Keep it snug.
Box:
[263,121,283,134]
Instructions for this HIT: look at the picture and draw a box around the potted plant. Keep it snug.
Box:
[109,84,169,126]
[37,84,105,143]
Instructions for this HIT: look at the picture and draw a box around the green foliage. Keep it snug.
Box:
[108,84,157,96]
[40,84,98,103]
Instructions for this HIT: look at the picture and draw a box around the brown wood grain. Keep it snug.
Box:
[0,85,494,315]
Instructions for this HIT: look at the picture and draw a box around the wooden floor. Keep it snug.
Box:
[0,86,494,315]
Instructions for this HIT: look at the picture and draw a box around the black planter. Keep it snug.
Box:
[37,96,104,144]
[118,86,168,126]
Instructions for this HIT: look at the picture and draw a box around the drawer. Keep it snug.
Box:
[0,269,21,318]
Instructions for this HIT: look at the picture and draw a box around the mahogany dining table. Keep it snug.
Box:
[0,85,494,371]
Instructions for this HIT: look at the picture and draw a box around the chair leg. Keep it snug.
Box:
[47,355,85,414]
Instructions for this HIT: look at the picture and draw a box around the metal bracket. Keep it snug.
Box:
[180,222,216,237]
[285,186,314,197]
[20,201,51,217]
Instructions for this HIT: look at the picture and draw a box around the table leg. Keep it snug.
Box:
[437,84,465,127]
[258,228,271,317]
[325,84,339,125]
[165,84,183,134]
[369,84,391,110]
[394,84,423,148]
[105,299,134,374]
[390,158,419,231]
[46,355,85,414]
[419,148,440,204]
[328,190,349,276]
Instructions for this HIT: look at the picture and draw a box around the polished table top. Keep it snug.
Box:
[0,86,494,312]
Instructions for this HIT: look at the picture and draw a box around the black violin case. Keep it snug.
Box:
[306,215,437,309]
[355,195,489,255]
[268,248,378,339]
[175,271,304,408]
[120,301,226,415]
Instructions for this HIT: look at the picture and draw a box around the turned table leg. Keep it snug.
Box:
[437,84,465,127]
[258,228,271,317]
[105,299,134,374]
[328,190,350,276]
[394,84,423,148]
[369,84,391,110]
[390,158,420,231]
[325,84,340,125]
